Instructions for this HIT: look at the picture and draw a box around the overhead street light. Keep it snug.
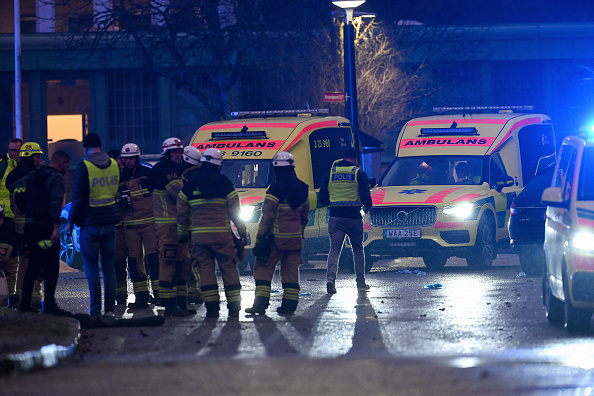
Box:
[332,0,365,139]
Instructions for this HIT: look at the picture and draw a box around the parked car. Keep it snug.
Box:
[542,134,594,333]
[509,162,555,276]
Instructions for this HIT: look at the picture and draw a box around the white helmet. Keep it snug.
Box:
[161,137,183,155]
[200,148,223,166]
[183,146,202,165]
[121,143,141,158]
[272,151,295,167]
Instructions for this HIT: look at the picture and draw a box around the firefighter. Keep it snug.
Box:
[177,148,247,318]
[245,152,309,315]
[118,143,159,309]
[147,137,194,317]
[181,145,203,306]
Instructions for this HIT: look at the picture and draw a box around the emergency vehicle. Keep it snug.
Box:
[365,106,555,270]
[542,134,594,333]
[189,109,355,272]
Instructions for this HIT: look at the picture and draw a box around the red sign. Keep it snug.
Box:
[324,92,345,102]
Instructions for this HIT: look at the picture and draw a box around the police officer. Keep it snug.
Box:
[67,133,120,316]
[245,152,309,315]
[319,147,373,294]
[177,148,247,318]
[118,143,159,309]
[181,145,203,306]
[148,137,194,317]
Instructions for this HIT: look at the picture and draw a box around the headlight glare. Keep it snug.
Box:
[442,203,478,219]
[573,232,594,251]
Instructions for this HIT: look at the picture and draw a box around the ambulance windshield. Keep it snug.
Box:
[220,159,272,188]
[380,156,484,186]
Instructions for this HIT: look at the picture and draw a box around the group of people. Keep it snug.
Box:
[0,135,373,319]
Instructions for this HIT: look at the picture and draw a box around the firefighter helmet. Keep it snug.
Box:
[200,148,223,166]
[183,146,202,165]
[120,143,141,158]
[272,151,295,167]
[161,137,183,155]
[20,142,43,157]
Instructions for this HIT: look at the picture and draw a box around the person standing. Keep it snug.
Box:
[66,133,120,316]
[0,205,18,308]
[177,148,247,318]
[147,137,193,317]
[245,152,309,315]
[181,145,203,306]
[18,150,71,315]
[319,147,372,294]
[118,143,158,309]
[6,142,44,308]
[0,138,22,308]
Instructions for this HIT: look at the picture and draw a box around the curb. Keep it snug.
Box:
[0,315,81,375]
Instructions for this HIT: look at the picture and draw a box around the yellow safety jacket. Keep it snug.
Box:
[328,161,361,207]
[85,159,119,207]
[0,155,17,219]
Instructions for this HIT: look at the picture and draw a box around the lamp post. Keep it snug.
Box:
[332,0,365,134]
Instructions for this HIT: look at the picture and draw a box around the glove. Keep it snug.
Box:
[119,195,132,208]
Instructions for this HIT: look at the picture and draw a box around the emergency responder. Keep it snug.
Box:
[177,148,247,318]
[118,143,159,309]
[108,149,129,306]
[0,138,22,307]
[147,137,194,317]
[245,152,309,315]
[0,205,18,308]
[319,147,373,294]
[6,142,44,308]
[66,133,120,316]
[181,145,203,306]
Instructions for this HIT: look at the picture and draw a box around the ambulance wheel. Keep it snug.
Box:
[59,222,83,270]
[467,215,496,270]
[422,254,448,270]
[563,271,592,333]
[543,271,563,325]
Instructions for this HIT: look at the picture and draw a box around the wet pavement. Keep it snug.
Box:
[2,255,594,394]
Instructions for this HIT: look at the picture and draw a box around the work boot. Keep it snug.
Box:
[128,291,150,309]
[327,281,337,294]
[164,306,196,317]
[43,302,72,317]
[187,294,204,305]
[7,294,20,309]
[245,296,269,315]
[276,298,298,316]
[227,300,241,318]
[205,300,220,318]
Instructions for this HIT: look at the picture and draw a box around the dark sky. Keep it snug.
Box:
[358,0,594,25]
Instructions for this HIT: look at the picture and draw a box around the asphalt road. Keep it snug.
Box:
[2,255,594,395]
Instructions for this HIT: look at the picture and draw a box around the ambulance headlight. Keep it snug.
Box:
[573,232,594,251]
[240,205,260,222]
[442,203,478,219]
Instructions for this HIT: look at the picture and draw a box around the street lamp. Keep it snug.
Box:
[332,0,365,134]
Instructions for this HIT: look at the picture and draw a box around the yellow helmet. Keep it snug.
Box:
[20,142,43,157]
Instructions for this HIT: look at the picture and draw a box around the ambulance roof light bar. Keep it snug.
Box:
[230,109,330,118]
[211,126,268,141]
[433,105,534,114]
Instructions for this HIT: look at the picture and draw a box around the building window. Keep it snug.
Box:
[107,70,158,151]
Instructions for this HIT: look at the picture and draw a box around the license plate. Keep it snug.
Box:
[383,229,421,238]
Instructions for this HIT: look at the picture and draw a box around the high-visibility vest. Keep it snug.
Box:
[328,161,361,207]
[0,155,17,218]
[85,159,119,207]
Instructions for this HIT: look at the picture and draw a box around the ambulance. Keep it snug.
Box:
[365,106,556,270]
[189,109,354,272]
[542,134,594,333]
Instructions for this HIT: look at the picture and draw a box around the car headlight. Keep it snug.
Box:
[240,205,260,222]
[573,232,594,251]
[442,203,478,219]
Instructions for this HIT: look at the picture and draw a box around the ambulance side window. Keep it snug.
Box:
[489,153,508,187]
[309,128,352,189]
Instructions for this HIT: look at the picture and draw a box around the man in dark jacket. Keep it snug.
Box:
[319,147,373,294]
[18,150,71,315]
[66,133,120,316]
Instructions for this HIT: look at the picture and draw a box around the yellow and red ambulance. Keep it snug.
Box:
[189,109,354,272]
[365,106,556,270]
